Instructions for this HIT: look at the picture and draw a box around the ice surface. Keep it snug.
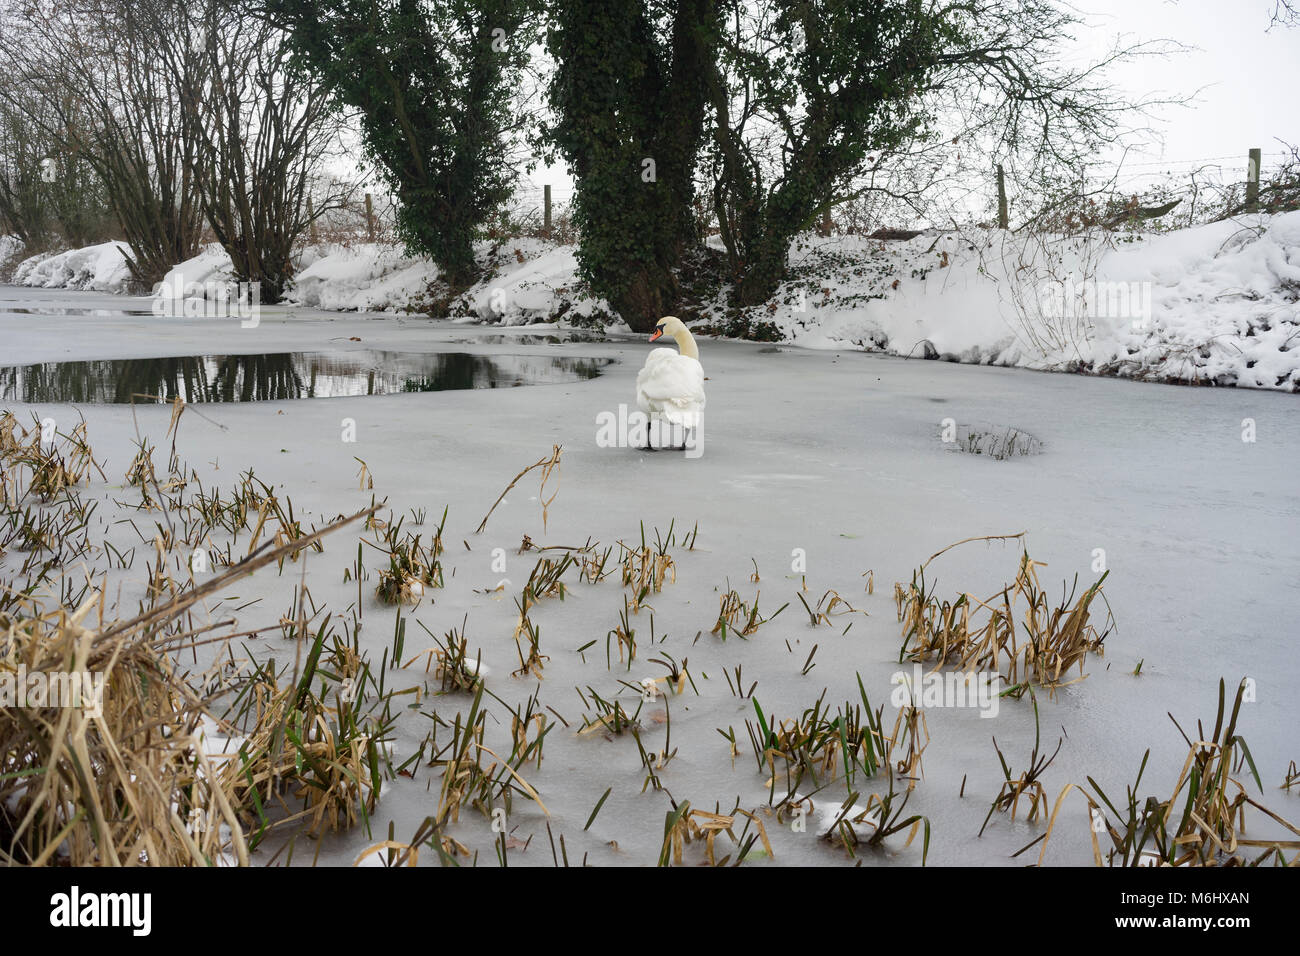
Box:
[1,280,1296,867]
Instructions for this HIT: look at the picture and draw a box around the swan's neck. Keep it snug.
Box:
[672,326,699,361]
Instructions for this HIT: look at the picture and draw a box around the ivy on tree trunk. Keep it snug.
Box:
[546,0,720,331]
[265,0,533,290]
[708,0,951,307]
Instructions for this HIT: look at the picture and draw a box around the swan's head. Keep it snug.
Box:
[648,315,686,343]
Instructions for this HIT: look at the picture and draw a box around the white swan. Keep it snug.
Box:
[635,315,705,448]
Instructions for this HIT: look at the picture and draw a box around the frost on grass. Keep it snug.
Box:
[942,422,1043,459]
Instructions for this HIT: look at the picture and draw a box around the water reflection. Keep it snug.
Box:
[3,307,157,316]
[0,350,611,404]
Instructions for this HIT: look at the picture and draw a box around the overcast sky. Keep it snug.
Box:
[1079,0,1299,177]
[527,1,1298,203]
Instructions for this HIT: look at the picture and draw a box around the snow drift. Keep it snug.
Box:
[10,240,132,293]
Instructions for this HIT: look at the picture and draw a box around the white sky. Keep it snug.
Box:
[1077,0,1299,176]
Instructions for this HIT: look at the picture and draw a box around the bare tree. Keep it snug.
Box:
[1270,1,1299,28]
[151,0,353,302]
[0,0,205,289]
[0,85,54,246]
[0,78,118,250]
[703,0,1186,303]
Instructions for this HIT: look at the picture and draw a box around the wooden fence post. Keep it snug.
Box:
[1246,148,1261,213]
[364,192,375,241]
[307,196,319,244]
[996,164,1008,229]
[819,207,833,236]
[543,184,552,238]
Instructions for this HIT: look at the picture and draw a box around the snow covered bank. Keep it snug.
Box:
[139,237,615,326]
[761,213,1300,392]
[289,242,436,312]
[157,244,238,292]
[152,237,605,320]
[290,237,615,326]
[10,240,132,292]
[7,213,1298,390]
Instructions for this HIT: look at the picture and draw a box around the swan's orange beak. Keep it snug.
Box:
[648,328,664,343]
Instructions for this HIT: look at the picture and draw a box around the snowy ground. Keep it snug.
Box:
[1,284,1297,866]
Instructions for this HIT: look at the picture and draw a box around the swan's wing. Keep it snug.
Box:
[636,354,705,403]
[635,348,681,415]
[635,349,678,388]
[635,353,706,425]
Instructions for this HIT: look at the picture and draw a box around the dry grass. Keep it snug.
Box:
[980,691,1062,836]
[1,409,397,865]
[740,674,933,862]
[604,597,638,669]
[620,537,676,611]
[576,683,646,737]
[1,594,246,865]
[413,616,485,693]
[712,587,786,640]
[795,587,863,628]
[0,505,375,864]
[425,684,549,826]
[475,444,562,534]
[658,800,774,866]
[507,552,576,678]
[372,510,446,605]
[748,680,928,794]
[947,423,1043,460]
[894,534,1113,695]
[217,622,398,841]
[579,543,615,583]
[1038,679,1300,866]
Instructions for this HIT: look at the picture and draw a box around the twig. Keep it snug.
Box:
[920,532,1026,573]
[475,445,563,534]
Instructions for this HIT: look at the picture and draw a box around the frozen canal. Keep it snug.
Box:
[2,285,1297,866]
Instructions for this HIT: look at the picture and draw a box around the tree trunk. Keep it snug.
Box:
[547,0,719,331]
[733,237,788,307]
[615,264,678,333]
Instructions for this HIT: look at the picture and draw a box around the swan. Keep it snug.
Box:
[635,315,705,449]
